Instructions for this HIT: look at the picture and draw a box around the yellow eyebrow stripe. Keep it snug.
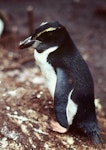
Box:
[36,27,56,38]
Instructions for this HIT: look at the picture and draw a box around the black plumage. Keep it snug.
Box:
[19,21,102,145]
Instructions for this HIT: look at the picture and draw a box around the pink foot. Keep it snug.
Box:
[50,120,68,133]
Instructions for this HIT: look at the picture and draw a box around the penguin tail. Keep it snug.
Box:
[77,121,103,145]
[87,131,103,145]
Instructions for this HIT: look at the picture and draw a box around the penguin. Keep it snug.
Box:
[19,21,102,145]
[0,18,4,36]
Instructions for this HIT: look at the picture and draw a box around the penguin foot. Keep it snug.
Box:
[50,120,68,133]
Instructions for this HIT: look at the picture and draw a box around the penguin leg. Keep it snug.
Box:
[50,120,68,133]
[51,68,74,133]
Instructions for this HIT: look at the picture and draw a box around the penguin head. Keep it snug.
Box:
[19,21,68,53]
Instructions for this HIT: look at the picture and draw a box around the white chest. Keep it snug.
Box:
[34,48,57,98]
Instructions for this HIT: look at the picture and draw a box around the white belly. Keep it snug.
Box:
[34,47,58,98]
[66,89,78,125]
[40,62,57,98]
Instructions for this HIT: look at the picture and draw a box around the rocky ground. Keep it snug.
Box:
[0,0,106,149]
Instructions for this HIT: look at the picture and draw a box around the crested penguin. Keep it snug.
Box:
[19,21,102,144]
[0,18,4,36]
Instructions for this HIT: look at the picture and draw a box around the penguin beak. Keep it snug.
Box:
[19,36,35,49]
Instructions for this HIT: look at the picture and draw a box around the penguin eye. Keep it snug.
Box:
[43,31,53,38]
[47,31,53,36]
[37,31,53,41]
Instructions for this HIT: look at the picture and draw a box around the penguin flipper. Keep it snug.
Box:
[54,68,74,129]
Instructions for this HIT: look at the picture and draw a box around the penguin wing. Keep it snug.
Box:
[54,67,74,128]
